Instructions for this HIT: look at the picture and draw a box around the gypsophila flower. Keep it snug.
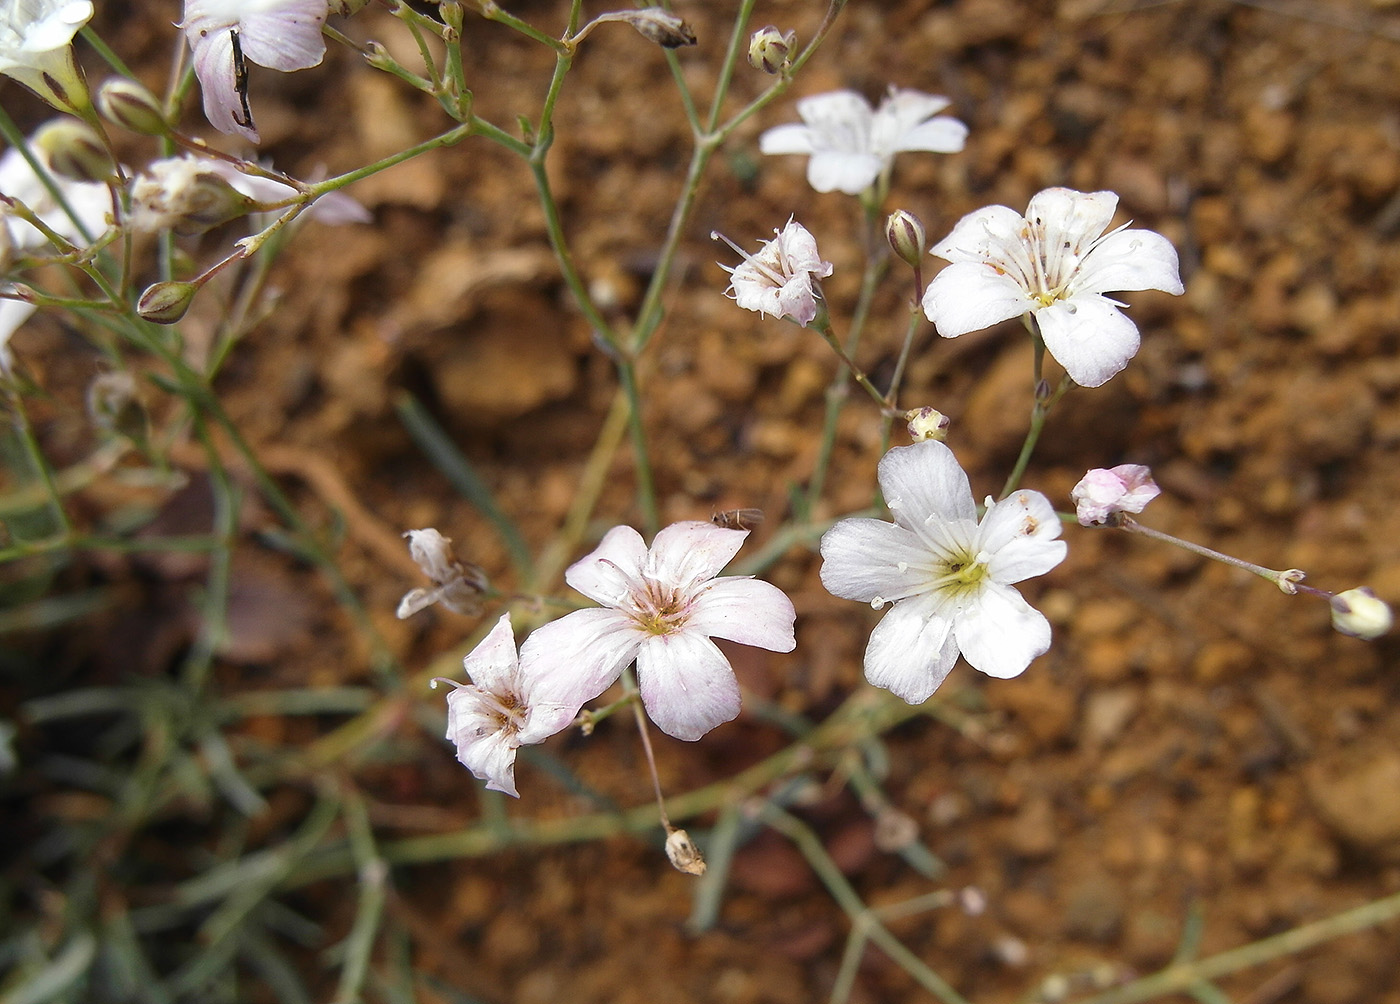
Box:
[180,0,327,143]
[397,528,487,618]
[1070,464,1160,526]
[713,219,832,327]
[433,613,589,798]
[528,520,796,741]
[759,87,968,196]
[0,0,93,110]
[922,188,1184,388]
[1330,588,1392,640]
[820,440,1067,703]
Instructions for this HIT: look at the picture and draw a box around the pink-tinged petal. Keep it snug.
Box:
[460,613,519,694]
[1024,187,1117,249]
[806,150,882,195]
[519,608,638,722]
[565,524,648,605]
[877,440,977,529]
[890,116,968,154]
[519,700,579,746]
[929,203,1025,263]
[1036,294,1140,388]
[689,577,796,652]
[188,28,259,141]
[921,260,1031,338]
[819,518,931,603]
[1075,227,1184,296]
[452,721,519,798]
[238,0,326,71]
[863,597,959,704]
[758,122,814,155]
[636,632,741,741]
[648,520,747,586]
[954,583,1051,679]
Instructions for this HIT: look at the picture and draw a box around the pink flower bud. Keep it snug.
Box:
[1070,464,1160,526]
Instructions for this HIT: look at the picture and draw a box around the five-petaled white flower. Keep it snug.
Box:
[0,0,93,111]
[759,87,968,196]
[180,0,327,143]
[531,520,797,741]
[1070,464,1160,526]
[713,219,832,327]
[921,187,1184,388]
[820,440,1067,704]
[433,613,592,798]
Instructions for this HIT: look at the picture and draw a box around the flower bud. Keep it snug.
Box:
[747,25,795,74]
[129,157,256,236]
[612,8,696,47]
[137,280,200,324]
[33,119,114,183]
[96,78,171,136]
[1330,587,1393,640]
[905,406,950,442]
[886,209,928,269]
[1070,464,1159,526]
[664,828,706,876]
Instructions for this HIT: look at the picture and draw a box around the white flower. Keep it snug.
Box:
[0,0,93,110]
[1330,588,1392,641]
[819,440,1067,703]
[434,613,590,798]
[397,527,486,618]
[714,219,832,327]
[531,520,797,741]
[921,187,1184,388]
[759,87,968,196]
[1070,464,1160,526]
[180,0,328,143]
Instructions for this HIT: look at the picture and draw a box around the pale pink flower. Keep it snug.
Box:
[713,219,832,327]
[0,0,93,110]
[820,441,1066,703]
[1070,464,1160,526]
[531,520,797,741]
[434,613,590,798]
[922,188,1183,387]
[180,0,327,143]
[759,87,968,195]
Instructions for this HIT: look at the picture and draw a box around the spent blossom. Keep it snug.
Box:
[0,0,93,110]
[397,528,487,618]
[820,440,1067,703]
[922,187,1184,388]
[1070,464,1160,526]
[714,219,832,327]
[759,88,968,195]
[529,520,797,741]
[180,0,328,143]
[433,614,591,798]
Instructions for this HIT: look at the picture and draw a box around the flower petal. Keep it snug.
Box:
[929,203,1026,264]
[890,116,968,154]
[238,0,326,71]
[921,260,1031,338]
[863,596,959,704]
[460,613,519,694]
[187,27,259,141]
[447,711,520,798]
[954,583,1051,679]
[636,632,741,741]
[878,440,977,529]
[980,491,1068,585]
[647,520,747,587]
[565,525,649,605]
[819,518,931,603]
[1036,293,1141,387]
[518,607,638,732]
[1025,187,1117,250]
[806,150,883,195]
[689,577,796,652]
[1075,227,1184,296]
[757,122,814,155]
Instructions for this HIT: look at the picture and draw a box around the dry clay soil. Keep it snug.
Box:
[12,0,1400,1002]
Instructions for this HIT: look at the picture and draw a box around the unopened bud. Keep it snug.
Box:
[886,210,927,268]
[664,828,706,876]
[612,8,696,47]
[747,25,795,74]
[96,78,171,136]
[137,280,200,324]
[1331,587,1392,640]
[33,119,114,183]
[905,406,950,442]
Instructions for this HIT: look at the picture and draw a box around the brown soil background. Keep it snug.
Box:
[8,0,1400,1001]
